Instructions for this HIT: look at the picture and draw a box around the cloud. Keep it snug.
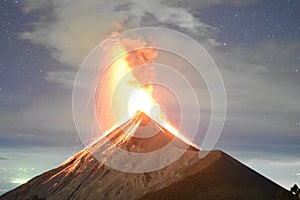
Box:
[21,0,124,67]
[0,157,9,161]
[20,0,265,89]
[0,89,77,148]
[212,41,300,135]
[20,0,224,90]
[44,69,77,88]
[20,0,222,67]
[162,0,263,10]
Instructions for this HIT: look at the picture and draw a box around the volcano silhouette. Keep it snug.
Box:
[1,112,288,200]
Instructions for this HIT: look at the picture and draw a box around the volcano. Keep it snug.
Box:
[1,112,288,200]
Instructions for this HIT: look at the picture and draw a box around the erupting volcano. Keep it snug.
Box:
[88,110,199,159]
[0,32,290,200]
[1,111,288,200]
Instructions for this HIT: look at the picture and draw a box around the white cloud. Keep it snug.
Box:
[164,0,263,9]
[21,0,126,67]
[213,41,300,133]
[45,70,76,88]
[20,0,223,67]
[0,90,76,137]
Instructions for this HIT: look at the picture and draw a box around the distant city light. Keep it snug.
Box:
[10,178,30,184]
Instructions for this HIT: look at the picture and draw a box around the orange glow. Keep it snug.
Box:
[164,122,200,149]
[94,36,198,149]
[95,39,159,133]
[128,88,154,117]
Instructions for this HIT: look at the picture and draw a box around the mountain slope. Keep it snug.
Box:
[140,151,286,200]
[0,112,288,200]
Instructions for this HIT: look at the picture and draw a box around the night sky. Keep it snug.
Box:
[0,0,300,194]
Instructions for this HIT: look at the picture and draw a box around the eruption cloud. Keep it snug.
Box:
[95,36,159,133]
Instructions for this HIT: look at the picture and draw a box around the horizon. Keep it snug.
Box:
[0,0,300,195]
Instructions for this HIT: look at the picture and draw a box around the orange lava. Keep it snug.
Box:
[94,35,198,149]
